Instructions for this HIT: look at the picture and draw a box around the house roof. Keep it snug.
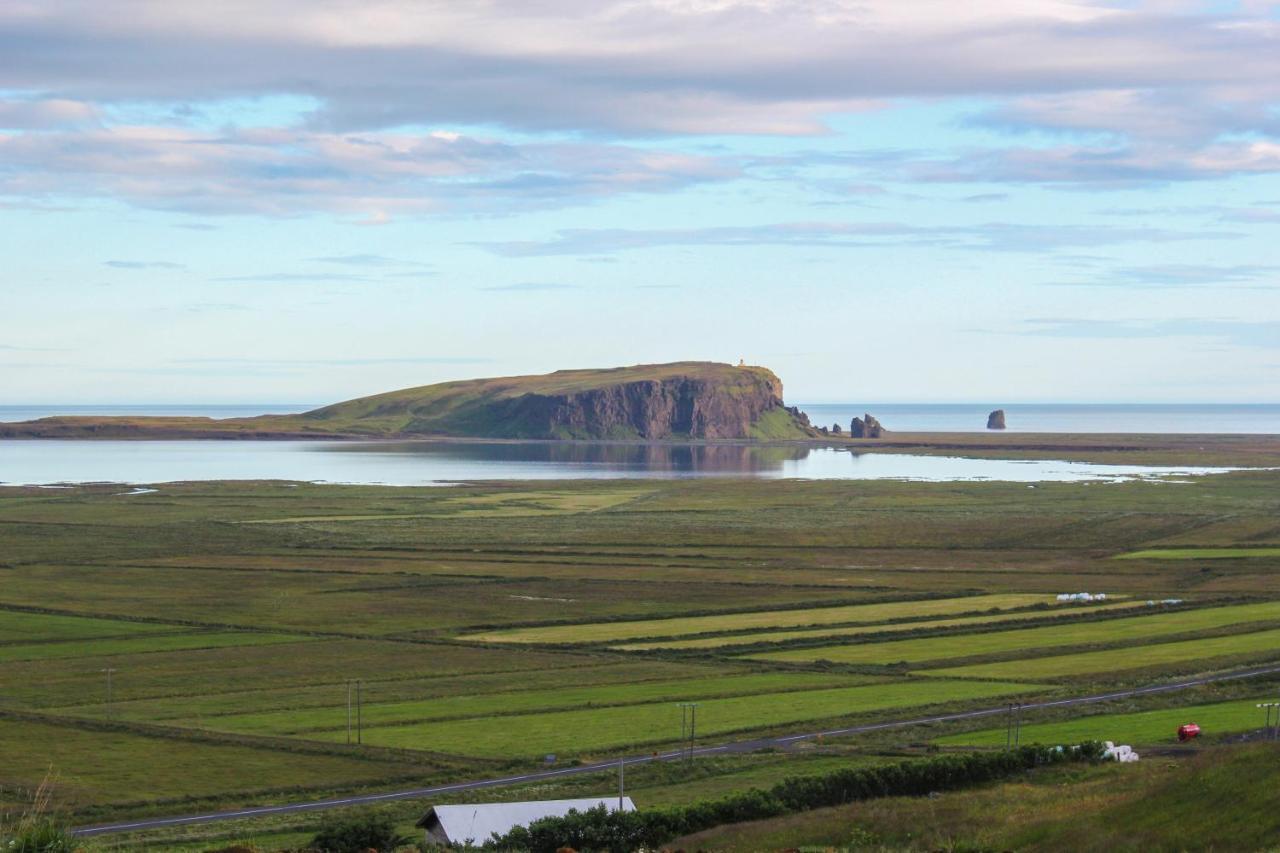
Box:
[417,796,636,846]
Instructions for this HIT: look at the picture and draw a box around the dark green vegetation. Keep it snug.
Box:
[0,361,813,440]
[676,741,1280,852]
[2,459,1280,848]
[488,743,1101,852]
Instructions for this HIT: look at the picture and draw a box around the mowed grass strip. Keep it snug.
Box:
[746,601,1280,667]
[0,631,311,663]
[936,697,1277,747]
[1116,548,1280,560]
[461,594,1057,645]
[0,610,179,643]
[206,672,878,736]
[310,679,1046,758]
[923,627,1280,680]
[616,602,1145,651]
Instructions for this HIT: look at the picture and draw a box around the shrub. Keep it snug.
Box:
[0,771,76,853]
[309,810,410,853]
[0,819,77,853]
[485,744,1103,853]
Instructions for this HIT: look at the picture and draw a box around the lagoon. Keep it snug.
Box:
[0,439,1241,486]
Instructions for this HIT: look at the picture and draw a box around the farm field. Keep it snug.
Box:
[0,611,179,643]
[0,630,307,663]
[1116,547,1280,560]
[303,678,1045,757]
[0,465,1279,844]
[460,593,1059,644]
[936,696,1278,747]
[0,717,442,812]
[178,672,876,736]
[924,627,1280,680]
[615,600,1145,650]
[747,600,1280,667]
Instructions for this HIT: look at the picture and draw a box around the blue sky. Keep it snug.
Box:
[1,1,1278,404]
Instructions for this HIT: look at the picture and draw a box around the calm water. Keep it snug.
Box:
[0,440,1242,486]
[801,404,1280,434]
[3,404,1275,434]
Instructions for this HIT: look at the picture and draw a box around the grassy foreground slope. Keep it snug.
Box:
[677,742,1280,852]
[0,361,814,440]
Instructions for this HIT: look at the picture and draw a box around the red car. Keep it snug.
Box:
[1178,723,1201,742]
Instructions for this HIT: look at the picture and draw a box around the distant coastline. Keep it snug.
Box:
[4,403,1277,435]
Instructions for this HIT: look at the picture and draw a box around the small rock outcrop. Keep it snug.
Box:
[850,413,886,438]
[987,409,1007,430]
[786,406,812,429]
[831,423,842,434]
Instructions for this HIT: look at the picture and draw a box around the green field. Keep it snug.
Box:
[1116,547,1280,560]
[748,601,1280,667]
[936,696,1278,747]
[924,627,1280,680]
[1,466,1279,845]
[675,742,1280,853]
[0,718,438,810]
[462,593,1057,644]
[0,630,308,663]
[616,601,1144,650]
[189,672,874,736]
[306,678,1045,757]
[0,611,178,643]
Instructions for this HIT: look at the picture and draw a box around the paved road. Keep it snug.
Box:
[73,663,1280,837]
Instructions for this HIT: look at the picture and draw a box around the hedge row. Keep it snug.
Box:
[485,743,1105,852]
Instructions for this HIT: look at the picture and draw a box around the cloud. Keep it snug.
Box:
[104,260,186,270]
[474,220,1239,257]
[1055,263,1279,288]
[1018,317,1280,348]
[4,2,1280,139]
[0,97,98,129]
[310,254,428,267]
[0,2,1278,214]
[170,356,491,366]
[0,125,733,215]
[480,282,581,292]
[213,272,370,283]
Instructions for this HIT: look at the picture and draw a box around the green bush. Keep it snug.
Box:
[0,818,77,853]
[309,809,410,853]
[486,743,1104,853]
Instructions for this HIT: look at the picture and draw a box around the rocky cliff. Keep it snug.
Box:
[1,362,814,441]
[383,363,807,440]
[486,375,788,439]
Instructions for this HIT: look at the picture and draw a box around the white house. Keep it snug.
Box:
[417,796,637,847]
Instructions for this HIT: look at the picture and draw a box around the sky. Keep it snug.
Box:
[2,1,1278,405]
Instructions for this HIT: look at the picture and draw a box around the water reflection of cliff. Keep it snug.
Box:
[342,441,813,473]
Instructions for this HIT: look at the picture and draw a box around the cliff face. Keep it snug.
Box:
[490,373,787,440]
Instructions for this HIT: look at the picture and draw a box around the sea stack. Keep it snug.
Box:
[987,409,1007,430]
[850,414,885,438]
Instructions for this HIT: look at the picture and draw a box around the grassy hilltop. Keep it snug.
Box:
[0,361,814,441]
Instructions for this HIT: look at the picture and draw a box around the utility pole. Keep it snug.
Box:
[102,668,117,717]
[1258,702,1279,741]
[345,679,364,745]
[678,702,699,761]
[617,756,625,810]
